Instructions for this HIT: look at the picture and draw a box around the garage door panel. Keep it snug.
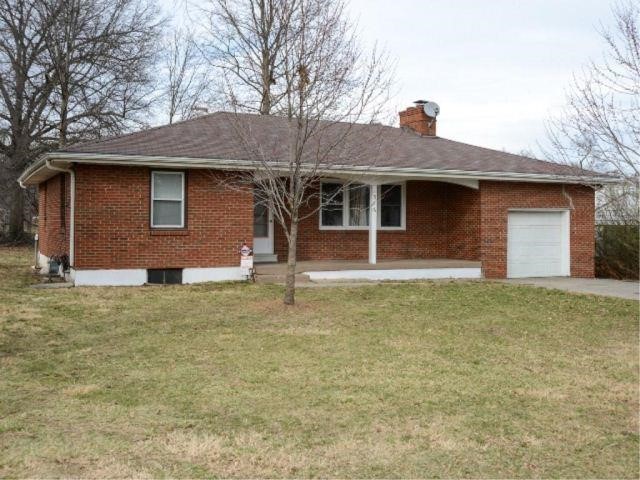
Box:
[507,211,569,278]
[510,242,561,255]
[509,225,562,240]
[509,262,563,278]
[509,212,565,226]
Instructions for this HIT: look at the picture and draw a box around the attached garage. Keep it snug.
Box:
[507,210,570,278]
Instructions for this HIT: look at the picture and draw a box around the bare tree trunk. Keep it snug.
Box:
[283,217,298,305]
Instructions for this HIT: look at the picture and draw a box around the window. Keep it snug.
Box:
[348,184,370,226]
[321,183,344,226]
[151,171,185,228]
[253,195,269,237]
[320,182,405,230]
[380,184,402,227]
[147,269,182,284]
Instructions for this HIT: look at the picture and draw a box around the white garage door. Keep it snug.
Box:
[507,211,570,278]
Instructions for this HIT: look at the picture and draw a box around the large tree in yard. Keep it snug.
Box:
[204,0,393,304]
[544,0,639,278]
[545,1,639,224]
[0,0,161,242]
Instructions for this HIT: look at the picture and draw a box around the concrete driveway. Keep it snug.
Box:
[504,277,639,300]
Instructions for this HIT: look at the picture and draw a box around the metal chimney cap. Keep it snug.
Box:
[413,100,428,105]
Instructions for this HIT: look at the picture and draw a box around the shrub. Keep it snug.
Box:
[595,225,639,280]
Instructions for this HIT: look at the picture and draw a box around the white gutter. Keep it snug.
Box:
[25,151,619,185]
[44,158,75,268]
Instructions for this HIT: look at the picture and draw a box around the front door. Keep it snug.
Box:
[253,195,274,255]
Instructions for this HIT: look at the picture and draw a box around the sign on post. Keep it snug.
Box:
[239,242,254,279]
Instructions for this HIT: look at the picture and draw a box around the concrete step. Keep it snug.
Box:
[254,253,278,263]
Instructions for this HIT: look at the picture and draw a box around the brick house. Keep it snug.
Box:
[19,102,614,286]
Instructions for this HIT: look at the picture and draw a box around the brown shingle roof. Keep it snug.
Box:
[60,111,600,178]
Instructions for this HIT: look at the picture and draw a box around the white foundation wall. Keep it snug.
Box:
[182,267,244,283]
[73,269,148,286]
[305,267,482,282]
[37,252,50,273]
[72,266,244,286]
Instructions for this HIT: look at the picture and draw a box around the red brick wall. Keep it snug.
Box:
[480,181,595,278]
[73,165,252,269]
[36,167,594,279]
[38,173,71,258]
[447,184,481,260]
[274,180,481,261]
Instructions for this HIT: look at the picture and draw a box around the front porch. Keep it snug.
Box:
[255,258,481,282]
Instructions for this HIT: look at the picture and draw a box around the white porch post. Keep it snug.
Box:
[368,183,377,264]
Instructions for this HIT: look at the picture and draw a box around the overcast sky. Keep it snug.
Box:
[167,0,617,155]
[346,0,615,154]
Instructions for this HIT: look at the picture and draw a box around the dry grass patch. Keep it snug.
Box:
[0,247,638,478]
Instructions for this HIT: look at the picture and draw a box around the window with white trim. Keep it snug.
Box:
[380,184,402,227]
[151,171,185,228]
[320,181,404,229]
[320,182,344,226]
[348,184,370,226]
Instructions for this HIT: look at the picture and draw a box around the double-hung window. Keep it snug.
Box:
[380,184,402,228]
[151,171,185,228]
[348,184,370,226]
[320,182,344,226]
[320,181,404,229]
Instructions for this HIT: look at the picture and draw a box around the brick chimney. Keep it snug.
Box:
[399,100,437,136]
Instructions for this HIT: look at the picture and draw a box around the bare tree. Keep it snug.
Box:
[202,0,297,115]
[0,0,60,241]
[49,0,161,147]
[163,28,212,124]
[544,0,639,226]
[0,0,162,241]
[209,0,393,305]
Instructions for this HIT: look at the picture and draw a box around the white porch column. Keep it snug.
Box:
[368,183,377,264]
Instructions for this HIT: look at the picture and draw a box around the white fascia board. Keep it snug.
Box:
[21,151,621,186]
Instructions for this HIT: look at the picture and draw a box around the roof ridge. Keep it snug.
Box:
[216,110,401,131]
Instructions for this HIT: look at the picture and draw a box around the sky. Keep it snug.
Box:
[164,0,617,156]
[346,0,616,155]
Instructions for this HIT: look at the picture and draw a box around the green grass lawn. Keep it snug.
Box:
[0,247,638,478]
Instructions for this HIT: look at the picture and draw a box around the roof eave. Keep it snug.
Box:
[18,151,621,186]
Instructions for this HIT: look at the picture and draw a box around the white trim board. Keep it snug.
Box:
[19,151,620,186]
[72,266,244,286]
[304,267,482,282]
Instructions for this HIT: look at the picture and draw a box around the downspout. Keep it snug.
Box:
[45,158,75,269]
[562,184,575,210]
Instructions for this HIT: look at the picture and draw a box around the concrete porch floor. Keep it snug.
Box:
[255,258,480,275]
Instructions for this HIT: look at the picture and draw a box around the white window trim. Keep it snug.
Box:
[378,183,406,231]
[151,171,185,228]
[319,181,406,231]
